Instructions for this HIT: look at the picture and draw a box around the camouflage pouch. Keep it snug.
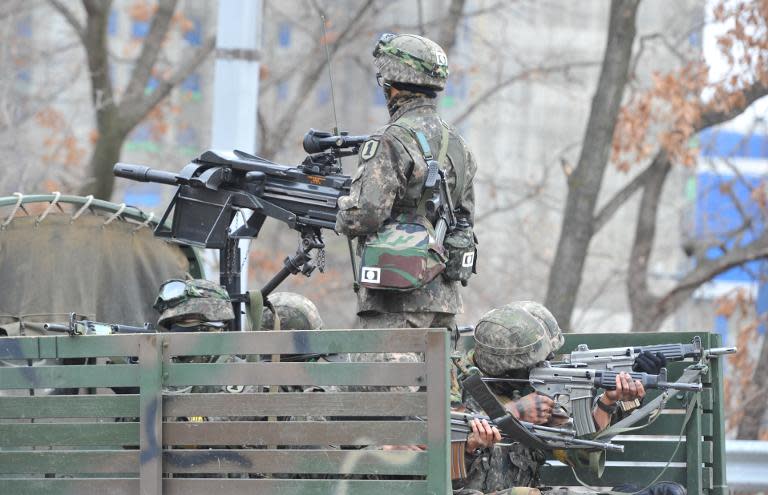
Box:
[443,227,476,284]
[359,213,447,291]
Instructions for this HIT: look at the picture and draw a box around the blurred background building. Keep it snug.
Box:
[1,0,765,350]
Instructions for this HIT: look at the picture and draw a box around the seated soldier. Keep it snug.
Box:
[451,301,683,495]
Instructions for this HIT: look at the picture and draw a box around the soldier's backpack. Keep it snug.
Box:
[358,211,447,290]
[358,118,466,291]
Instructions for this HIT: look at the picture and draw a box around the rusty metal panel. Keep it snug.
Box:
[163,420,427,446]
[166,361,426,387]
[0,395,139,419]
[0,423,138,447]
[0,451,138,474]
[163,449,427,475]
[0,363,138,389]
[138,334,162,495]
[167,329,429,356]
[425,329,450,495]
[164,391,426,417]
[0,478,138,495]
[162,478,428,495]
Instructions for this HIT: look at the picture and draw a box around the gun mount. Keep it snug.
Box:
[114,143,357,330]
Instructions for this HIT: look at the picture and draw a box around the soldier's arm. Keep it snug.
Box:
[455,145,477,227]
[335,133,410,236]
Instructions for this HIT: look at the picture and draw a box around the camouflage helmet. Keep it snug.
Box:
[373,33,449,90]
[473,301,565,376]
[155,278,235,328]
[261,292,323,330]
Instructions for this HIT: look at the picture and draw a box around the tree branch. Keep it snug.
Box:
[699,80,768,130]
[451,60,599,127]
[120,0,178,109]
[260,0,376,159]
[593,150,667,233]
[119,35,216,131]
[47,0,85,43]
[435,0,465,56]
[653,230,768,327]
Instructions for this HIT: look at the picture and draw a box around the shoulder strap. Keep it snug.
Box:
[390,116,470,218]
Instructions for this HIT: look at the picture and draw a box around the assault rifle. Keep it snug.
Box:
[44,312,156,336]
[423,156,456,245]
[557,335,737,372]
[481,365,702,436]
[450,411,624,453]
[114,130,365,329]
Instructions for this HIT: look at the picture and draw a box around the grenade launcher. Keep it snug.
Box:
[114,130,365,329]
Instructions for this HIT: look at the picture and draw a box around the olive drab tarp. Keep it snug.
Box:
[0,212,191,336]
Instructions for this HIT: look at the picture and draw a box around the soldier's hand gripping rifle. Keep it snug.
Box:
[43,312,156,336]
[113,131,366,323]
[556,335,737,372]
[481,365,702,437]
[460,374,624,453]
[450,411,624,453]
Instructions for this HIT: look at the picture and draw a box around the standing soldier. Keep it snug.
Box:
[336,32,477,331]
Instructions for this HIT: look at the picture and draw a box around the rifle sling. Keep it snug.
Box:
[389,116,457,216]
[461,375,548,450]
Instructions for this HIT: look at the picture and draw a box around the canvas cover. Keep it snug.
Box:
[0,212,191,337]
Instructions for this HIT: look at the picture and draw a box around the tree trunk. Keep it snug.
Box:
[627,152,671,332]
[737,333,768,439]
[83,124,127,199]
[544,0,640,330]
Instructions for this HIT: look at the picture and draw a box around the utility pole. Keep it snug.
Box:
[211,0,262,329]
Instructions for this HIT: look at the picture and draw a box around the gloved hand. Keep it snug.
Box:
[632,351,667,375]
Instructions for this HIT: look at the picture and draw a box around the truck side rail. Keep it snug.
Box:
[0,329,450,495]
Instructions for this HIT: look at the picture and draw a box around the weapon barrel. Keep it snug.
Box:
[451,411,575,437]
[635,343,692,360]
[111,324,155,334]
[705,346,737,357]
[534,432,625,453]
[113,163,183,186]
[597,370,702,392]
[657,381,703,392]
[43,323,70,333]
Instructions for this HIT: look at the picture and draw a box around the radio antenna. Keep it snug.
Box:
[320,13,359,292]
[321,15,340,136]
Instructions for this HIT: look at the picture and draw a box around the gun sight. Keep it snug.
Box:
[303,129,368,154]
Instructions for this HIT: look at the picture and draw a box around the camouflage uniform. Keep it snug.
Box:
[335,33,477,331]
[452,350,546,493]
[452,302,564,494]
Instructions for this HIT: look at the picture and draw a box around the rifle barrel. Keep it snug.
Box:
[43,323,70,333]
[113,163,182,185]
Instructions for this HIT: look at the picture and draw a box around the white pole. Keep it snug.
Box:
[211,0,262,329]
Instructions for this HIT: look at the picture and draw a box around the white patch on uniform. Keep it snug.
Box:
[361,266,381,284]
[360,139,379,161]
[462,252,475,268]
[435,51,447,66]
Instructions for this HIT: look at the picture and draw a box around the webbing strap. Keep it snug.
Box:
[245,290,263,331]
[390,115,448,218]
[567,365,705,493]
[569,393,699,495]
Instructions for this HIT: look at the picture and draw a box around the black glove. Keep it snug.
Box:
[632,351,667,375]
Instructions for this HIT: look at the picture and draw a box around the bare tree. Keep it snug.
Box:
[543,0,641,331]
[49,0,215,199]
